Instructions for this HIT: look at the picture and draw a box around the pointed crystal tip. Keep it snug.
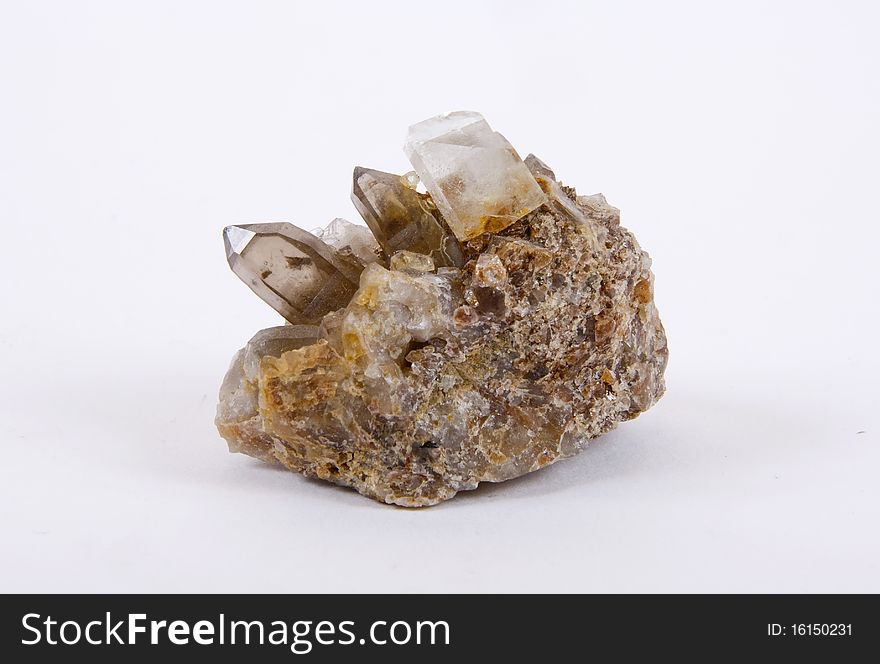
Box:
[351,166,463,267]
[523,154,587,226]
[223,222,364,325]
[223,225,257,263]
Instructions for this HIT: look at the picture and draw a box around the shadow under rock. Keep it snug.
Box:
[443,425,656,508]
[235,456,380,509]
[436,385,831,509]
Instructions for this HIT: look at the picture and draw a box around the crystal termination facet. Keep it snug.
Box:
[403,111,547,240]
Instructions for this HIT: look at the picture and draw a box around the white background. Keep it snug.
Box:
[1,0,878,593]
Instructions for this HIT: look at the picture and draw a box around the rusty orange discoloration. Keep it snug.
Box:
[594,314,616,345]
[355,284,379,309]
[634,279,652,304]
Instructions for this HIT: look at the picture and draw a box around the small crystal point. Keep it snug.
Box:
[524,154,588,225]
[389,250,435,273]
[403,111,547,241]
[314,217,381,266]
[351,166,463,267]
[223,224,256,261]
[223,222,363,325]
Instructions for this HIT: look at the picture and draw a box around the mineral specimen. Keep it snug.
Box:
[217,111,668,507]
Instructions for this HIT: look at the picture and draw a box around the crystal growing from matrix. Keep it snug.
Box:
[223,222,364,325]
[216,112,668,507]
[525,154,588,226]
[313,217,381,266]
[351,167,463,267]
[403,111,547,240]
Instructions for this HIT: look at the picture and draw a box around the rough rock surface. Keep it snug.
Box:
[216,113,668,506]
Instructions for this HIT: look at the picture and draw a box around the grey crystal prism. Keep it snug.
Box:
[223,222,364,325]
[351,166,464,267]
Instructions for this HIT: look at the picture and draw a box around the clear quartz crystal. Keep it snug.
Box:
[223,222,363,325]
[314,217,380,266]
[403,111,546,240]
[389,250,435,273]
[351,166,463,267]
[402,171,420,189]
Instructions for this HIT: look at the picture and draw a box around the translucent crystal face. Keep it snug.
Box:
[314,217,381,266]
[351,167,463,267]
[223,222,363,325]
[404,111,547,240]
[216,324,321,434]
[524,154,587,225]
[222,113,551,325]
[241,325,319,381]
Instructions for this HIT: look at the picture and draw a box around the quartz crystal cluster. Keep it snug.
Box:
[217,112,668,506]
